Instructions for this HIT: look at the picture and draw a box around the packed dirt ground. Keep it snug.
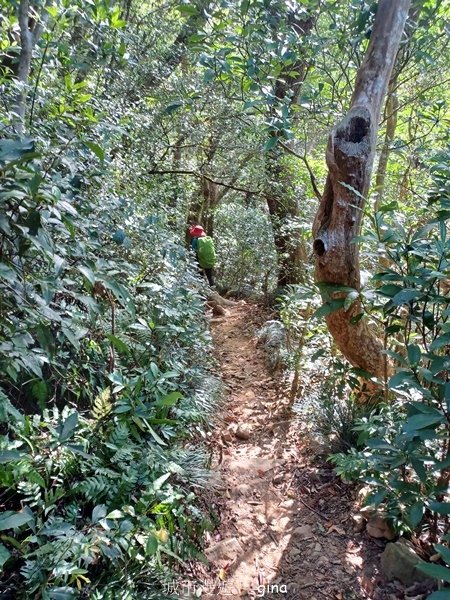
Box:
[184,302,434,600]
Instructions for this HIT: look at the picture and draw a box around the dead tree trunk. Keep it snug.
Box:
[312,0,411,380]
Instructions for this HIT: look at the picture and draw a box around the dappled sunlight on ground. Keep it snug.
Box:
[189,302,392,599]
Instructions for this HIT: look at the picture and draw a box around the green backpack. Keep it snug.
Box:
[197,236,216,268]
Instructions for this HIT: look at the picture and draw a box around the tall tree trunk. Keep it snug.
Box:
[266,146,306,287]
[373,1,423,210]
[312,0,411,379]
[265,11,315,288]
[14,0,33,133]
[373,77,399,210]
[13,0,50,134]
[187,134,219,227]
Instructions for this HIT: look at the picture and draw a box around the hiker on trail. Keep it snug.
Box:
[189,224,216,286]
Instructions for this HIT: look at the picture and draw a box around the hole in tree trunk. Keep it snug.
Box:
[337,116,369,143]
[313,239,326,256]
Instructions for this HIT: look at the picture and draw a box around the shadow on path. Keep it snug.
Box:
[196,303,401,600]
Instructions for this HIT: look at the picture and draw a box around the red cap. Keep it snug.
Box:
[189,225,205,237]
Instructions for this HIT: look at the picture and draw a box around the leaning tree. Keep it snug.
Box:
[312,0,412,382]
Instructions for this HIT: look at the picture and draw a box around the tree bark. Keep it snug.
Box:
[265,12,315,288]
[266,145,307,287]
[13,0,50,134]
[373,77,399,211]
[14,0,33,133]
[373,1,423,210]
[312,0,411,379]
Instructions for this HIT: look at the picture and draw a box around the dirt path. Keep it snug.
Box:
[197,303,400,600]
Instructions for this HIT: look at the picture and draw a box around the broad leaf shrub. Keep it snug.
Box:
[215,201,277,298]
[331,149,450,588]
[0,140,219,598]
[274,284,369,444]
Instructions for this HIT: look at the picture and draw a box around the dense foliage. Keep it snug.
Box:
[0,2,222,597]
[1,0,450,597]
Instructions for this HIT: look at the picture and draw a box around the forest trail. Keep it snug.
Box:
[199,303,399,600]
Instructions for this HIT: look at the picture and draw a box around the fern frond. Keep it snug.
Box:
[74,474,112,502]
[108,422,129,449]
[17,481,42,508]
[93,388,112,421]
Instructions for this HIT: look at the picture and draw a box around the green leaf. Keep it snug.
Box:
[391,288,422,305]
[204,68,215,82]
[411,458,427,483]
[112,229,126,244]
[164,100,183,114]
[0,511,34,531]
[0,450,23,463]
[431,333,450,351]
[176,4,198,15]
[435,544,450,566]
[35,324,55,356]
[313,299,345,319]
[264,136,278,151]
[377,284,403,298]
[155,391,183,407]
[338,181,365,200]
[103,279,135,316]
[59,412,79,442]
[388,370,415,390]
[146,424,167,446]
[28,470,46,488]
[159,545,187,565]
[407,501,424,528]
[428,592,450,600]
[366,439,398,451]
[416,562,450,583]
[344,290,359,310]
[84,141,105,162]
[62,327,80,350]
[0,543,11,569]
[364,490,386,506]
[407,344,421,366]
[92,505,107,522]
[31,380,49,409]
[0,138,35,164]
[377,200,399,213]
[403,413,444,433]
[46,5,59,18]
[153,472,171,490]
[77,266,96,285]
[114,404,131,414]
[105,510,124,519]
[106,334,130,354]
[48,587,79,600]
[430,502,450,516]
[146,534,158,555]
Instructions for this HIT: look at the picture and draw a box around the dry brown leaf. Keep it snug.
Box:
[327,525,345,535]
